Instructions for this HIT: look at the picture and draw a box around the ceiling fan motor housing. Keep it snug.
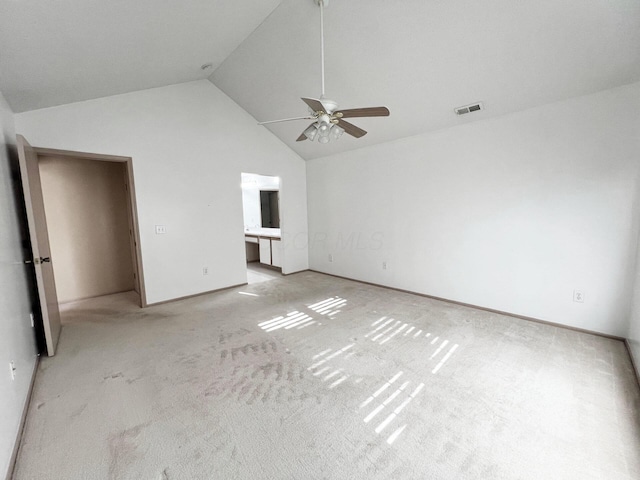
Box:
[320,98,338,114]
[318,113,332,126]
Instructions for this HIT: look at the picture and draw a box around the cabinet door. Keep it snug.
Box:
[259,238,272,265]
[271,239,282,268]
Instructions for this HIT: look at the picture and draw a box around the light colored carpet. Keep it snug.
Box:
[246,262,281,285]
[13,272,640,479]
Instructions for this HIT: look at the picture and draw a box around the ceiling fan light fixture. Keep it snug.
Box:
[318,135,330,144]
[331,125,345,140]
[318,123,331,137]
[304,124,319,141]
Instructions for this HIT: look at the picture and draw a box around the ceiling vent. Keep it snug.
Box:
[454,102,484,116]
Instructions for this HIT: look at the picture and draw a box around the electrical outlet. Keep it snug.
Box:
[328,254,333,263]
[573,290,585,303]
[203,267,209,275]
[30,313,34,327]
[155,225,167,234]
[382,261,387,270]
[9,361,16,381]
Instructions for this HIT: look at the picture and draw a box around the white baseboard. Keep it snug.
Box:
[5,355,39,480]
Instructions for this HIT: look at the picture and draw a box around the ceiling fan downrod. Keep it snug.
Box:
[316,0,327,98]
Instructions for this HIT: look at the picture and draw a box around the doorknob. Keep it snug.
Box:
[33,257,51,265]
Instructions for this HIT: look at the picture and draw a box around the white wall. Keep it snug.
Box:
[628,261,640,371]
[242,187,261,229]
[626,169,640,370]
[16,81,308,305]
[307,82,640,337]
[0,91,38,479]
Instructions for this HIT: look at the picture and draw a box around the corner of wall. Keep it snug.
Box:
[0,90,39,480]
[624,157,640,372]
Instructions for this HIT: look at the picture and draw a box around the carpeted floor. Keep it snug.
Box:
[246,262,281,285]
[13,271,640,479]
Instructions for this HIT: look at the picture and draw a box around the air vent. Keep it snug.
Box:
[454,102,484,116]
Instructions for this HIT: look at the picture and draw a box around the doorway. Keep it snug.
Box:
[241,172,282,284]
[25,144,146,356]
[37,152,142,306]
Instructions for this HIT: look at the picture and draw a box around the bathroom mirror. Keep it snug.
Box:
[260,190,280,228]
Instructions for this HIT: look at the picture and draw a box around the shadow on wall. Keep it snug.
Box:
[4,142,46,354]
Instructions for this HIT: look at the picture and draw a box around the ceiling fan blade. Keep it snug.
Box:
[296,123,316,142]
[301,97,326,113]
[258,116,315,125]
[338,119,367,138]
[335,107,390,118]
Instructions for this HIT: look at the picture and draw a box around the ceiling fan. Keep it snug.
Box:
[258,0,390,144]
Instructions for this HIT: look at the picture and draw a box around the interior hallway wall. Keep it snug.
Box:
[39,156,134,303]
[15,81,308,305]
[0,91,38,479]
[626,166,640,372]
[628,273,640,373]
[242,187,260,230]
[307,82,640,337]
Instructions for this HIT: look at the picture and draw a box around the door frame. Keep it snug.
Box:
[33,146,147,307]
[240,172,284,272]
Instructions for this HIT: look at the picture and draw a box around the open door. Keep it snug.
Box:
[16,135,61,356]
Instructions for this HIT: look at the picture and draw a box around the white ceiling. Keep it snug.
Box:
[1,0,638,160]
[211,0,640,159]
[0,0,282,112]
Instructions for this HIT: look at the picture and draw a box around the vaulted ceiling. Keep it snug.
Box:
[0,0,282,112]
[1,0,639,160]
